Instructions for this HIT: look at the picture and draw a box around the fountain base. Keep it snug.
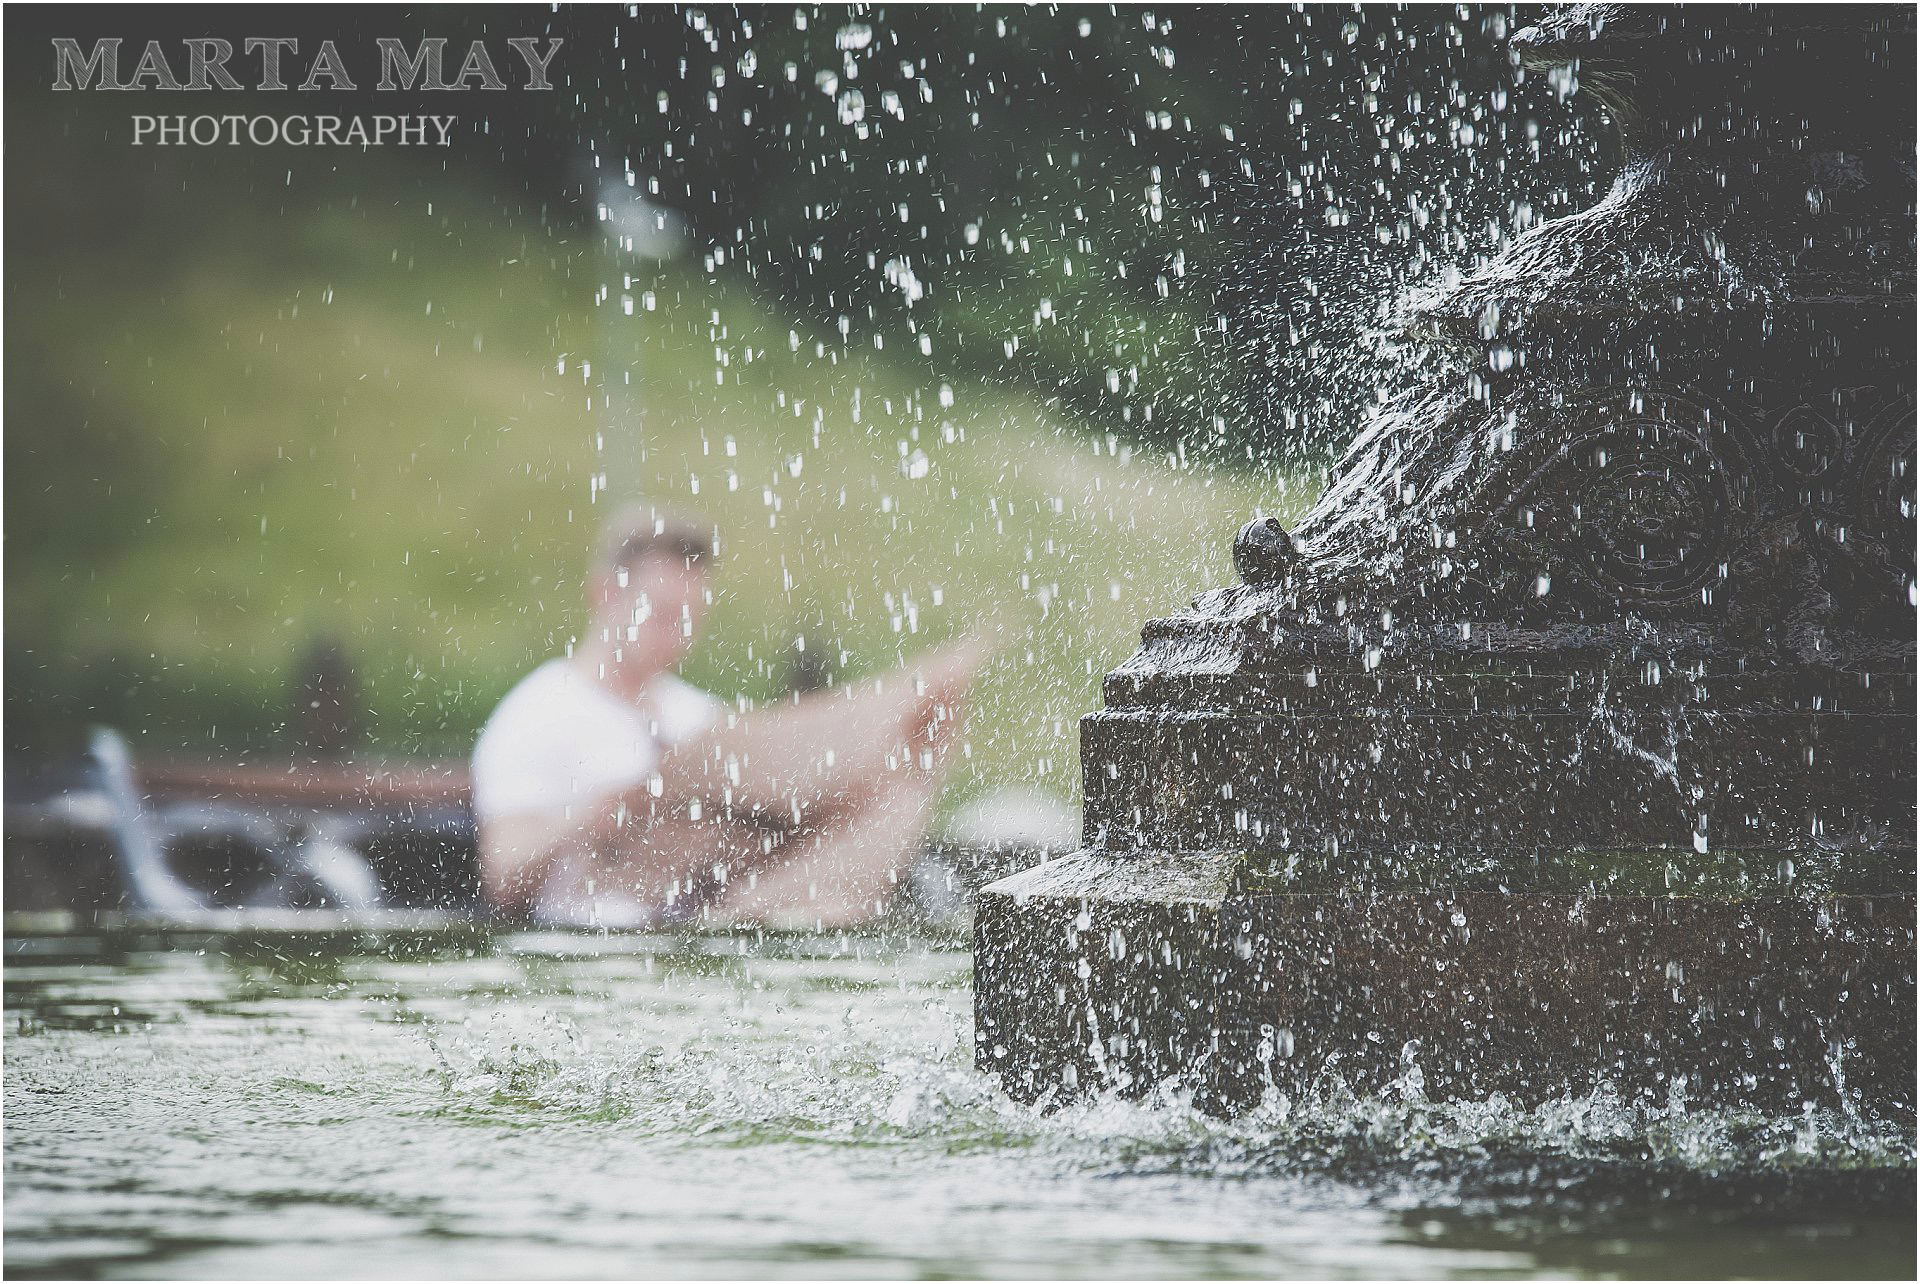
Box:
[975,851,1915,1118]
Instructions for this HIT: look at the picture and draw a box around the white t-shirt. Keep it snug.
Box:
[470,659,722,925]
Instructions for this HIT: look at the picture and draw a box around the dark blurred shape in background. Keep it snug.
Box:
[291,636,361,761]
[786,624,839,697]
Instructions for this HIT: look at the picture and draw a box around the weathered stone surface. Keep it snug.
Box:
[974,850,1231,1103]
[1205,888,1915,1116]
[977,855,1915,1116]
[975,3,1916,1119]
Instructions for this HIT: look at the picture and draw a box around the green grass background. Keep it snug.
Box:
[6,135,1302,813]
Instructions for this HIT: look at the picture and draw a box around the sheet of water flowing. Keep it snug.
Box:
[6,933,1913,1279]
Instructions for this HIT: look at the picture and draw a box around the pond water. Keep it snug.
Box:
[5,932,1913,1279]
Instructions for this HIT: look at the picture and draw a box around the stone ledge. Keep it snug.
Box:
[975,848,1916,1120]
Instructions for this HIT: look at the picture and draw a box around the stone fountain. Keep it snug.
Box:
[975,3,1915,1117]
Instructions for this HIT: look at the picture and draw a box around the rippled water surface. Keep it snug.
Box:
[6,932,1913,1279]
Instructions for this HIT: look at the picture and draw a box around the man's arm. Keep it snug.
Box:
[477,811,572,917]
[479,773,778,916]
[476,790,651,917]
[652,639,988,821]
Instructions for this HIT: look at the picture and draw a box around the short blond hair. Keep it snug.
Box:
[593,503,714,573]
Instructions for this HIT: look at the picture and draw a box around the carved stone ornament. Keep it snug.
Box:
[975,3,1915,1119]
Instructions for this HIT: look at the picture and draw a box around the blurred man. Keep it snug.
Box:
[471,505,985,928]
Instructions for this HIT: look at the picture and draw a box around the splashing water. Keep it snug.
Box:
[6,934,1910,1278]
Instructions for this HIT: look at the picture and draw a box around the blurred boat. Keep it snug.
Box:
[5,729,483,940]
[5,731,1063,944]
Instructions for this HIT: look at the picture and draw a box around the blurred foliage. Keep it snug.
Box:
[10,5,1607,460]
[521,4,1607,460]
[4,3,1609,783]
